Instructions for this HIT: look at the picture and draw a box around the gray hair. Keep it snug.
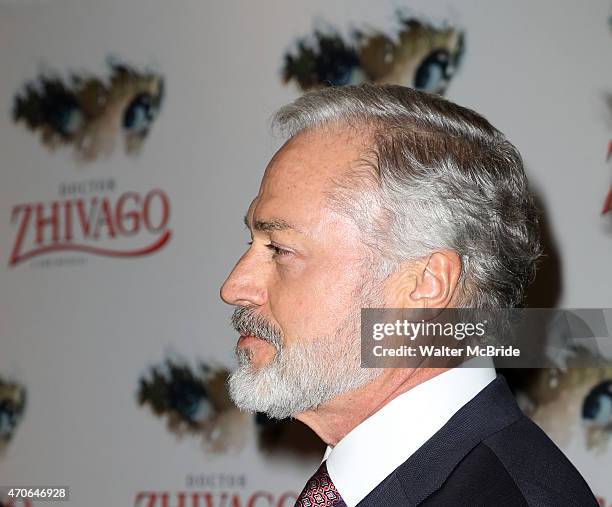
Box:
[271,84,542,309]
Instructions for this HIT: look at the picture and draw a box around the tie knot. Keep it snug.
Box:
[296,461,347,507]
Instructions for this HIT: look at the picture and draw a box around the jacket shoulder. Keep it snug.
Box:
[481,415,599,507]
[420,442,528,506]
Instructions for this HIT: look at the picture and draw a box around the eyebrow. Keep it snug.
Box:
[243,214,302,233]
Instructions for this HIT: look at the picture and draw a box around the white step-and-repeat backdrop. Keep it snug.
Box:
[1,1,611,505]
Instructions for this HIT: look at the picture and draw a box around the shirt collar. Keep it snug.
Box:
[322,359,497,507]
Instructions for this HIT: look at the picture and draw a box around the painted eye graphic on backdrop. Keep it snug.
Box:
[505,368,612,453]
[282,15,465,96]
[136,357,322,455]
[0,376,26,456]
[582,379,612,450]
[137,358,254,453]
[282,32,363,90]
[12,57,164,162]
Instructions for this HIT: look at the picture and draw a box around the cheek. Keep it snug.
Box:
[270,263,364,339]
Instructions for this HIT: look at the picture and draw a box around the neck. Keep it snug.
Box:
[294,367,449,446]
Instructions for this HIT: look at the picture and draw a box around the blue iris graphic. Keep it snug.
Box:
[414,50,452,93]
[582,380,612,427]
[123,93,157,133]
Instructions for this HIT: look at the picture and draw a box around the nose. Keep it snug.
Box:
[220,253,267,307]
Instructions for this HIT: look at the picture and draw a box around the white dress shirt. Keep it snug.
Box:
[322,359,497,507]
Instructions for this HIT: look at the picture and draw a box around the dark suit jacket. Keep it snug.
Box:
[357,375,598,506]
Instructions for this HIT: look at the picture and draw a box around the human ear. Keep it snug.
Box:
[409,250,462,308]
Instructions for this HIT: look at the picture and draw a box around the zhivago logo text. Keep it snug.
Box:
[8,189,171,266]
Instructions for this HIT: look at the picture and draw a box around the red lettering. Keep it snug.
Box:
[143,189,170,233]
[247,491,273,507]
[9,204,32,266]
[174,492,188,507]
[134,492,157,507]
[131,492,299,507]
[92,197,116,240]
[276,493,298,507]
[1,500,33,507]
[192,492,214,507]
[8,189,172,266]
[35,201,60,244]
[75,197,98,238]
[64,200,73,241]
[116,192,141,235]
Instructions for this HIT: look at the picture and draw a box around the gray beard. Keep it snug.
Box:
[227,282,385,419]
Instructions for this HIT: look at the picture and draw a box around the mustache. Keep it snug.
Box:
[231,306,283,351]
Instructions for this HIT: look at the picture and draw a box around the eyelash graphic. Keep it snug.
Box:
[246,241,290,256]
[0,376,27,455]
[136,356,323,455]
[12,57,164,162]
[281,14,464,96]
[137,357,255,453]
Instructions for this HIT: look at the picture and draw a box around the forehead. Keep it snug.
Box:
[247,126,369,230]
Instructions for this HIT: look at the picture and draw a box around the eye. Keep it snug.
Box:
[123,92,158,133]
[266,244,291,256]
[246,241,291,257]
[282,31,361,90]
[167,377,213,425]
[582,380,612,427]
[49,96,84,137]
[414,50,451,94]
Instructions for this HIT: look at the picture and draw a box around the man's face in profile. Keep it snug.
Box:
[220,126,383,419]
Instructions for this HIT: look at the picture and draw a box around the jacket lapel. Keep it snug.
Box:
[358,375,523,506]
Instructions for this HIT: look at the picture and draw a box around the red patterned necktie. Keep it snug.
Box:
[295,460,347,507]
